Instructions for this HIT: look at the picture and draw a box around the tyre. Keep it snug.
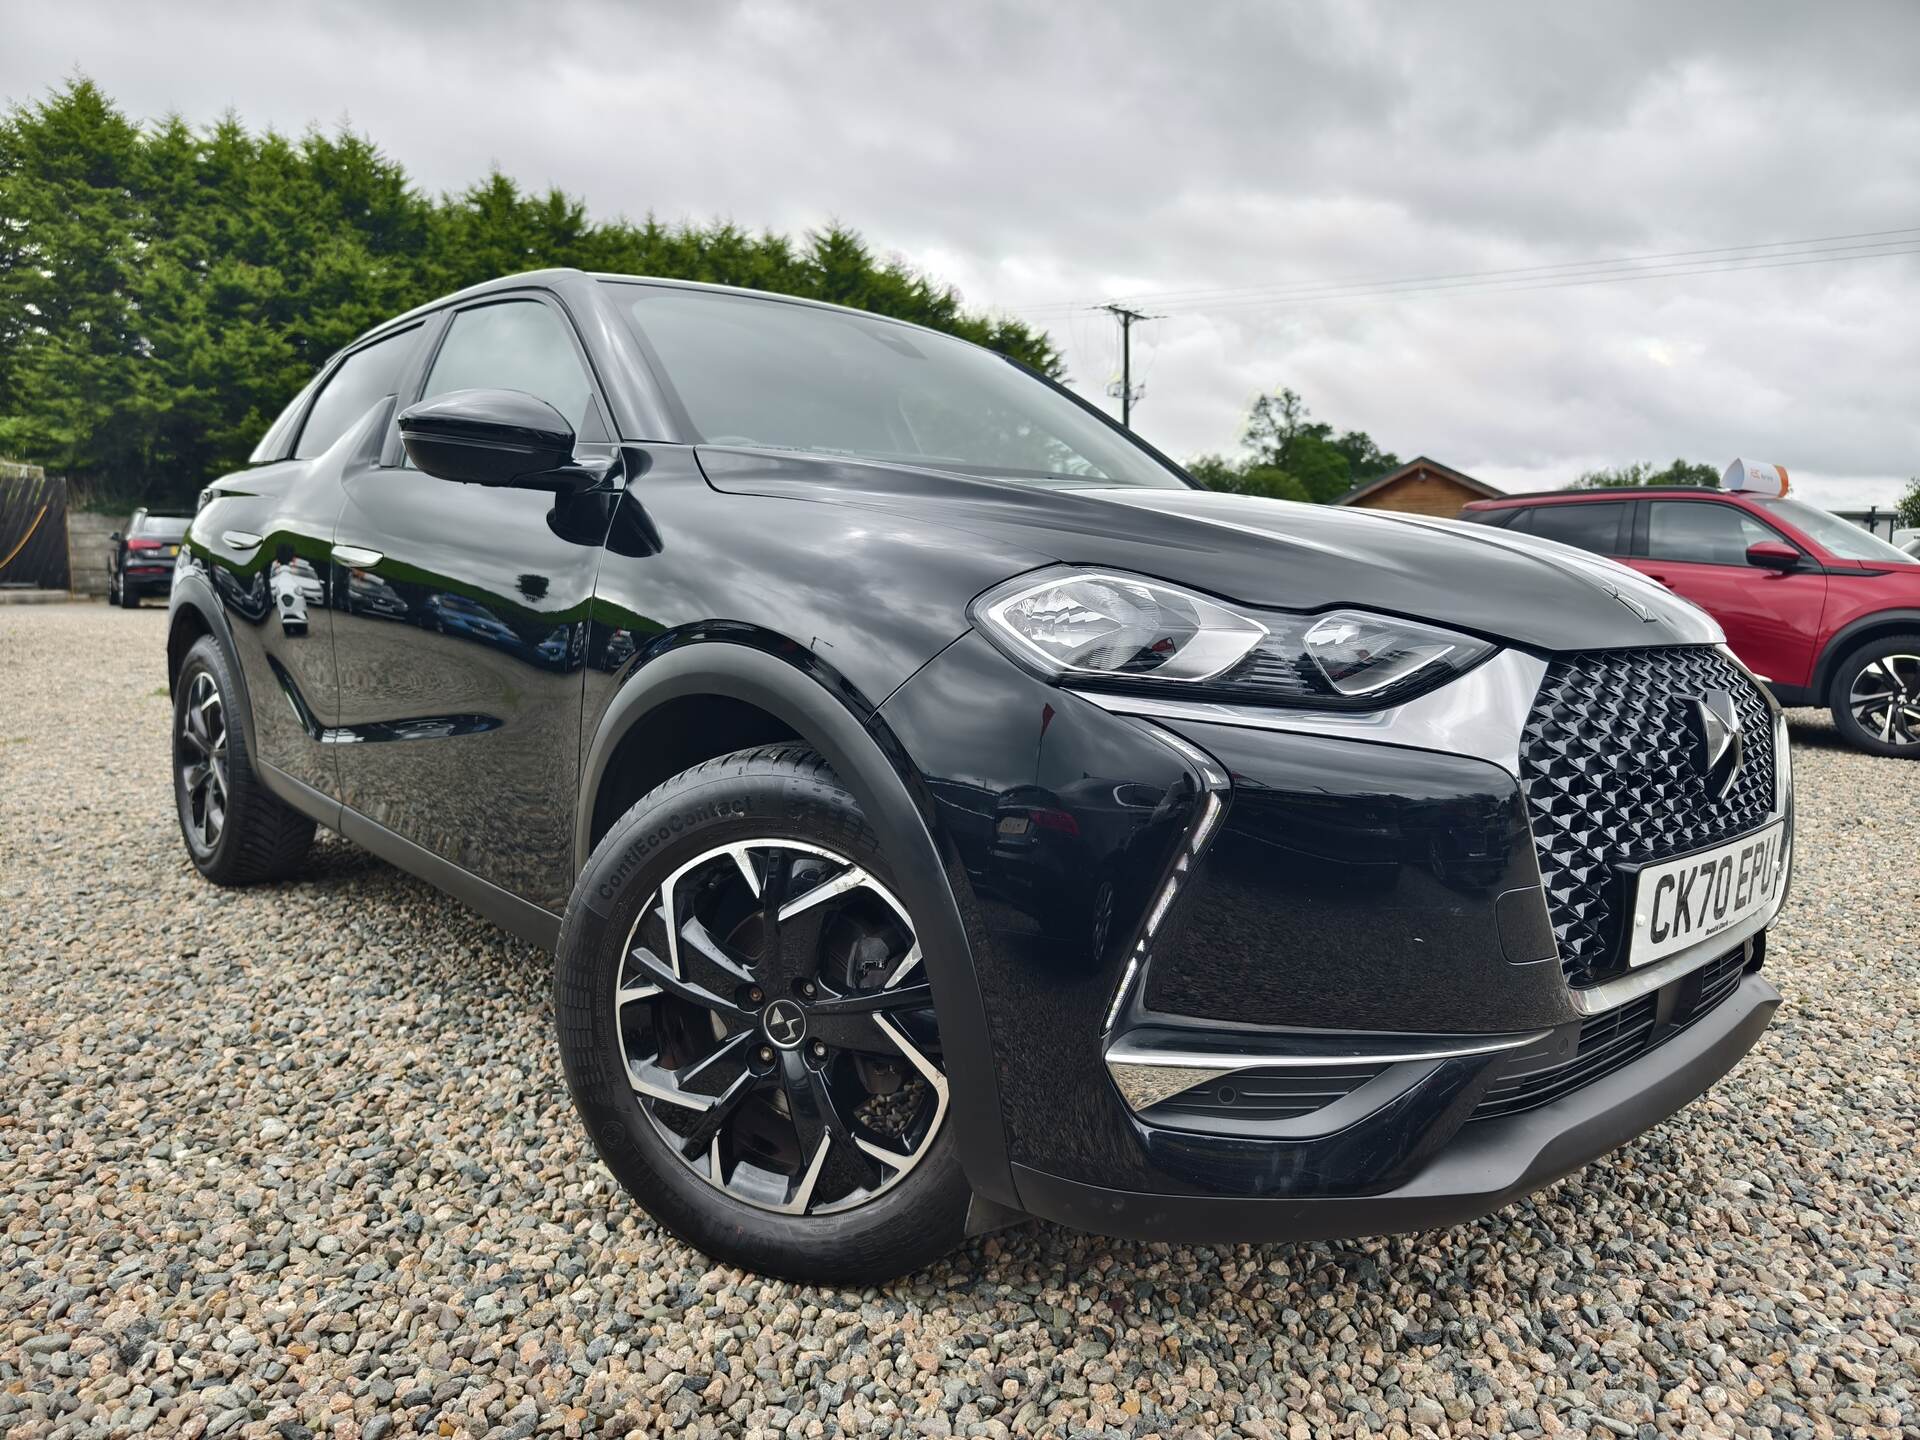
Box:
[1826,634,1920,758]
[113,572,137,607]
[172,635,316,883]
[555,744,968,1283]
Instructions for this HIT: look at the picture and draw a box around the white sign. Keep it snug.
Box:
[1722,458,1790,495]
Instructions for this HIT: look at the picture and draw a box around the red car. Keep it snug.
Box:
[1463,486,1920,757]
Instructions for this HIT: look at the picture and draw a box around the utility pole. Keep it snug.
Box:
[1098,303,1159,428]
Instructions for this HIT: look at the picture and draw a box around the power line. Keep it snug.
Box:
[1153,238,1920,316]
[1037,223,1920,313]
[1013,224,1920,321]
[1184,242,1920,315]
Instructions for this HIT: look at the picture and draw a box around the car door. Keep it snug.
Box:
[1626,498,1828,689]
[192,323,426,798]
[328,292,615,910]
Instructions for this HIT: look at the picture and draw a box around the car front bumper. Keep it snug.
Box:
[878,631,1787,1240]
[1011,969,1779,1243]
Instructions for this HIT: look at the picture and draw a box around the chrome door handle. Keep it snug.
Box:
[221,529,263,550]
[331,545,384,568]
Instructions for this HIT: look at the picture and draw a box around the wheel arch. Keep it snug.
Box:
[1811,608,1920,699]
[574,626,1016,1206]
[167,574,260,761]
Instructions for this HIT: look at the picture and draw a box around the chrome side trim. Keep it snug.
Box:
[1098,728,1230,1036]
[1106,1027,1551,1112]
[1070,647,1548,779]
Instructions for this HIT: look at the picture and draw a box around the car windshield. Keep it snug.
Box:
[608,282,1186,488]
[133,515,190,540]
[1751,496,1917,564]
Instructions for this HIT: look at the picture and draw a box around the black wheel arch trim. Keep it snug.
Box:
[1812,608,1920,697]
[167,573,260,762]
[574,627,1017,1207]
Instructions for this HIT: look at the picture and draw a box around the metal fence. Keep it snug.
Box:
[0,462,71,591]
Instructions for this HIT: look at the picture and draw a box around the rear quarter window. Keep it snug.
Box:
[1507,501,1628,555]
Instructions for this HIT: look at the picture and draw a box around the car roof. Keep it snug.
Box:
[1469,487,1742,506]
[355,267,950,352]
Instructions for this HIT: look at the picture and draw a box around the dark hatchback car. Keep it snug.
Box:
[167,270,1793,1281]
[109,508,191,606]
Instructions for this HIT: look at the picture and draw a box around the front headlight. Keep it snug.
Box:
[973,568,1497,709]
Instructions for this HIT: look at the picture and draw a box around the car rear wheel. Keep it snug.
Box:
[172,636,316,882]
[554,744,969,1282]
[1828,634,1920,757]
[113,571,137,607]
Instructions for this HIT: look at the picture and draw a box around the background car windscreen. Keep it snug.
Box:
[132,514,190,540]
[612,284,1186,487]
[1751,496,1918,565]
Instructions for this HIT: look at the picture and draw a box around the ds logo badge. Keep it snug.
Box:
[1684,689,1745,799]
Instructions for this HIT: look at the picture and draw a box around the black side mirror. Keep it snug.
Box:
[1746,540,1801,573]
[109,531,122,544]
[398,389,597,493]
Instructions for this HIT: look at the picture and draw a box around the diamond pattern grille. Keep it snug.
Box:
[1519,647,1776,986]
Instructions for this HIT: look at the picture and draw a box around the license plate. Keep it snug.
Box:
[164,544,179,557]
[1627,822,1788,967]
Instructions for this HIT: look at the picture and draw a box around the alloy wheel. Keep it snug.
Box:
[614,839,947,1216]
[1847,653,1920,747]
[177,671,230,850]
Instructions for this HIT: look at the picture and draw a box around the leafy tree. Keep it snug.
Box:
[1897,477,1920,532]
[1189,387,1396,504]
[1574,458,1720,489]
[0,78,1060,508]
[1185,453,1309,503]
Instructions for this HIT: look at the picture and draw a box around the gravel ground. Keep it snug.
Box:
[2,600,1915,1440]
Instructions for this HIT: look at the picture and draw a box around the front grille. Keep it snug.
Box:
[1519,647,1776,986]
[1142,1064,1384,1127]
[1472,944,1750,1120]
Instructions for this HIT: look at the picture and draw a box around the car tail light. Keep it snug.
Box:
[126,537,164,552]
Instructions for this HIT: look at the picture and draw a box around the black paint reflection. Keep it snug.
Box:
[878,632,1203,1188]
[1143,726,1573,1037]
[329,468,609,909]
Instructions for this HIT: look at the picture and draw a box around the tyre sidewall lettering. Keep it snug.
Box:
[584,795,756,918]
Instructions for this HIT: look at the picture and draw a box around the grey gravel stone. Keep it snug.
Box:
[2,602,1916,1440]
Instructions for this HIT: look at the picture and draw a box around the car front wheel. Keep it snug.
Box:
[554,744,969,1282]
[1828,635,1920,758]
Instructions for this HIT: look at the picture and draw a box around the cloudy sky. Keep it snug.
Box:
[7,0,1919,504]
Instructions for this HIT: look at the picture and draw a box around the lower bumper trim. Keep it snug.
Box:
[1013,971,1780,1244]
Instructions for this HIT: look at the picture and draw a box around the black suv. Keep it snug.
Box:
[168,270,1792,1281]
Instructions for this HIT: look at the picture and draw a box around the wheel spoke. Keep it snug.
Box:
[851,1012,949,1177]
[808,979,932,1018]
[678,913,759,988]
[778,862,871,922]
[806,982,934,1052]
[672,1043,766,1157]
[624,941,755,1025]
[777,1050,882,1195]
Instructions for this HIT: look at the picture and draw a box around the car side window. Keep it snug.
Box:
[1508,501,1627,555]
[420,299,601,437]
[1647,501,1776,566]
[292,326,421,460]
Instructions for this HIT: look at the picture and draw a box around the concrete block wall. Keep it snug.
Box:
[67,511,121,597]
